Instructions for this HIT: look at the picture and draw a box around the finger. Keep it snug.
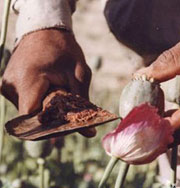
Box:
[18,76,49,115]
[67,62,96,137]
[165,109,180,148]
[68,63,92,99]
[165,109,180,130]
[68,69,96,137]
[164,109,177,117]
[134,42,180,82]
[168,129,180,148]
[78,127,97,138]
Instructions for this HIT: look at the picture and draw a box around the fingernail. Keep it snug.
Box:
[142,74,147,81]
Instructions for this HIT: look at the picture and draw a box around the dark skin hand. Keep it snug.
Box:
[134,42,180,130]
[0,29,96,137]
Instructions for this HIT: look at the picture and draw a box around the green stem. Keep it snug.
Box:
[114,162,129,188]
[98,156,119,188]
[37,158,45,188]
[0,0,11,65]
[170,146,178,185]
[0,96,5,163]
[0,0,11,164]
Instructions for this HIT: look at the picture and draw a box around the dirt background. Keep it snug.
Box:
[0,0,143,101]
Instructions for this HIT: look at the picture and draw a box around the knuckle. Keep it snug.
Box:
[85,65,92,81]
[2,72,13,87]
[0,79,10,98]
[77,62,92,84]
[160,49,179,66]
[80,64,92,87]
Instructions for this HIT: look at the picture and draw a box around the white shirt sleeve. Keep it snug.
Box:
[11,0,77,46]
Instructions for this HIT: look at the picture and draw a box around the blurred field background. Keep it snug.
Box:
[0,0,163,187]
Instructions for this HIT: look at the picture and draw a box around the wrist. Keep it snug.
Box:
[13,0,73,47]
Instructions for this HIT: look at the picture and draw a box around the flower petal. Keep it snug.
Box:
[117,103,159,132]
[102,130,116,156]
[102,103,174,164]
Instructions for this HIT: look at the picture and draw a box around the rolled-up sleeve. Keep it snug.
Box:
[11,0,77,14]
[12,0,77,46]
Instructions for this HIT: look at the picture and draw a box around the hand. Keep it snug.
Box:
[165,109,180,130]
[134,42,180,82]
[133,42,180,130]
[0,29,96,137]
[165,109,180,147]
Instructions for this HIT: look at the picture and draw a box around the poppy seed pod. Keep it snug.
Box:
[102,103,174,165]
[119,80,164,118]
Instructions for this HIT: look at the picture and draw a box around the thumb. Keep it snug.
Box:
[68,63,92,99]
[18,77,49,115]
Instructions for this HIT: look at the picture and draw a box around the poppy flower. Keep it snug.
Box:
[102,103,174,164]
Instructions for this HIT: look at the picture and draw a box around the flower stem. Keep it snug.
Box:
[98,156,119,188]
[0,96,5,163]
[0,0,11,164]
[37,158,45,188]
[0,0,11,65]
[170,146,178,185]
[114,162,129,188]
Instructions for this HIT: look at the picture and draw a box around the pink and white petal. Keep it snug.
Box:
[112,125,141,157]
[122,119,173,164]
[117,103,159,132]
[102,103,174,164]
[102,131,116,156]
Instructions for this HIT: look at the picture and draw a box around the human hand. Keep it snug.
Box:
[133,42,180,130]
[134,42,180,82]
[0,29,96,137]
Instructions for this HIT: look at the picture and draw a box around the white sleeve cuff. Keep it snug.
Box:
[12,0,73,46]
